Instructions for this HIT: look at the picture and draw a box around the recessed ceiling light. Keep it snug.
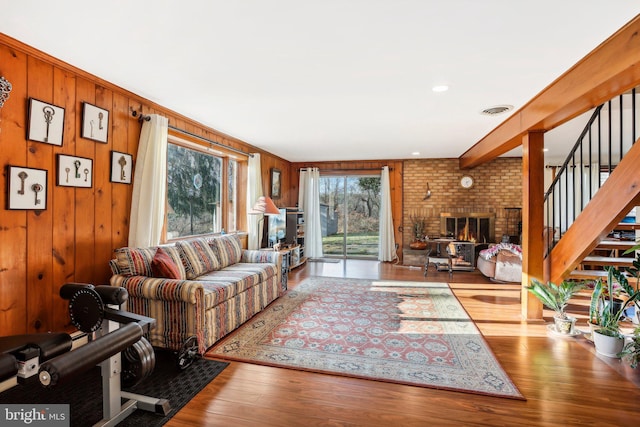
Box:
[411,151,421,156]
[543,148,549,152]
[432,85,449,93]
[480,105,514,116]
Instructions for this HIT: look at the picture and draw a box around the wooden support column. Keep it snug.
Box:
[521,131,545,320]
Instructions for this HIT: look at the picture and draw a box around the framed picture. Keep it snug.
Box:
[6,165,48,210]
[81,102,109,143]
[27,98,65,146]
[271,168,281,198]
[56,154,93,188]
[110,151,133,184]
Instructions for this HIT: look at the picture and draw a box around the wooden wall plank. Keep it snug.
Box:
[51,68,77,331]
[74,78,96,283]
[111,92,130,251]
[26,56,55,332]
[0,44,28,334]
[94,86,113,283]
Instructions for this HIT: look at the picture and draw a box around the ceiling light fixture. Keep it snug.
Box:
[480,105,514,116]
[432,85,449,93]
[411,151,420,156]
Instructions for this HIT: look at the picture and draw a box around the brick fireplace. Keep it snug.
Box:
[440,212,495,243]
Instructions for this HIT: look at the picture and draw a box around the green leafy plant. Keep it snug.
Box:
[594,244,640,337]
[619,325,640,368]
[409,215,425,241]
[526,279,585,319]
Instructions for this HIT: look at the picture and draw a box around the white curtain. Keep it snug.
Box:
[378,166,397,261]
[299,168,323,258]
[246,153,263,250]
[128,114,169,247]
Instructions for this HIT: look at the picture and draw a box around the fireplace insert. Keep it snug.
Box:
[440,212,495,243]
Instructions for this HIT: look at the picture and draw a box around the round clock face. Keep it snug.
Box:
[460,175,474,189]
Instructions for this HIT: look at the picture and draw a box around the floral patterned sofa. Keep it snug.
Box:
[109,234,282,354]
[476,243,523,283]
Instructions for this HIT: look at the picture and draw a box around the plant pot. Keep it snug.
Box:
[553,315,576,335]
[409,241,427,250]
[592,329,625,358]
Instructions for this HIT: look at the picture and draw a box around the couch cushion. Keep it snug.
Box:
[151,247,183,279]
[196,263,279,308]
[210,234,243,269]
[177,238,221,279]
[114,245,186,279]
[114,247,156,276]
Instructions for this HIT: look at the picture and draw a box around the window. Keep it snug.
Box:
[166,142,224,239]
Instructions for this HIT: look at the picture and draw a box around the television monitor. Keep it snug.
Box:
[266,208,287,247]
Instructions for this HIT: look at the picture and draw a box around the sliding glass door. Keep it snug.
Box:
[319,175,380,258]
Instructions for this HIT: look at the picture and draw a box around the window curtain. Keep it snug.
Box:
[128,114,169,247]
[299,168,323,258]
[378,166,397,261]
[246,153,262,250]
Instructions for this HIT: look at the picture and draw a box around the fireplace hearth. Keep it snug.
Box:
[440,212,495,243]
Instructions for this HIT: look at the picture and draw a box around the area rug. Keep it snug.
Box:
[0,350,228,426]
[207,276,524,399]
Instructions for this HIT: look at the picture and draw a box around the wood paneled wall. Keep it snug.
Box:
[0,35,290,335]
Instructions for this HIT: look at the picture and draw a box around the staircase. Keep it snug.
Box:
[568,233,637,281]
[544,88,640,284]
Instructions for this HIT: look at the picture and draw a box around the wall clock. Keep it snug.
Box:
[460,175,474,189]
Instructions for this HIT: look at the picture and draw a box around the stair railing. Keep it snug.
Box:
[544,88,638,256]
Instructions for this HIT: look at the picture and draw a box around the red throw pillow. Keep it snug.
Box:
[151,247,181,279]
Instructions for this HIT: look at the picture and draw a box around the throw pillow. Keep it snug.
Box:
[211,234,243,268]
[177,238,221,279]
[151,247,182,279]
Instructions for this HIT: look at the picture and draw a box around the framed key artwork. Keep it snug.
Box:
[6,165,48,210]
[56,154,93,188]
[27,98,65,146]
[110,151,133,184]
[81,102,109,143]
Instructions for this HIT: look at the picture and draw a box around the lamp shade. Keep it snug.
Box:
[249,196,280,215]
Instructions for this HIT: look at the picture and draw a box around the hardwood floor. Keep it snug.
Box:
[167,260,640,426]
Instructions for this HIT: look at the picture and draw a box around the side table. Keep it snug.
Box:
[260,247,290,292]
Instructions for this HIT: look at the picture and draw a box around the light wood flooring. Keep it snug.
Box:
[167,260,640,426]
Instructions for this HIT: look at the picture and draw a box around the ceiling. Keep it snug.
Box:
[2,1,638,162]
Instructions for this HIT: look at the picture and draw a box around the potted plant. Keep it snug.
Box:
[587,278,624,335]
[409,215,427,249]
[591,264,640,357]
[619,325,640,368]
[526,279,585,334]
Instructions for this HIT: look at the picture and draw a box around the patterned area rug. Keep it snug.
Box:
[207,277,524,399]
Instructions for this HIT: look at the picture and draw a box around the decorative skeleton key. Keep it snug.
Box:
[17,171,28,194]
[42,106,55,143]
[32,183,42,205]
[84,168,89,182]
[74,160,81,178]
[98,112,104,130]
[65,167,70,183]
[118,155,127,181]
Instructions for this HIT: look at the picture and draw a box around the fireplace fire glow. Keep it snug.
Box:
[441,213,495,243]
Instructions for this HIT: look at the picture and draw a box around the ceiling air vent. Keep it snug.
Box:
[480,105,514,116]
